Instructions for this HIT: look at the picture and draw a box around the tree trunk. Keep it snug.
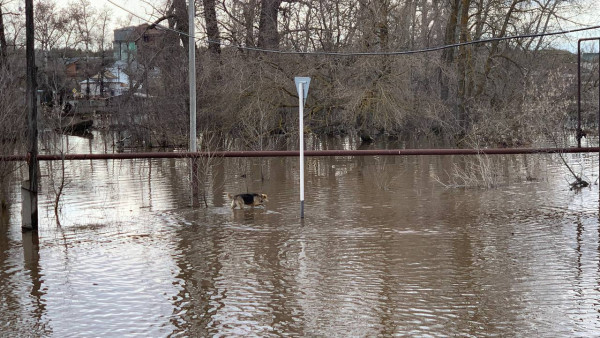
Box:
[474,0,524,98]
[420,0,430,48]
[203,0,221,54]
[257,0,282,49]
[456,0,472,130]
[244,0,256,47]
[0,5,7,66]
[170,0,190,52]
[440,0,460,101]
[377,0,389,52]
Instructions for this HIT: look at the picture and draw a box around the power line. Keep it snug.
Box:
[207,24,600,56]
[107,0,600,56]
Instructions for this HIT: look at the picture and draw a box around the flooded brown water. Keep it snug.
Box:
[1,133,600,336]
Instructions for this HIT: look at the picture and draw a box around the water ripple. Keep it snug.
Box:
[1,148,599,336]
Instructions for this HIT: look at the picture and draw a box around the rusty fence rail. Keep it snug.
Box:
[1,147,599,162]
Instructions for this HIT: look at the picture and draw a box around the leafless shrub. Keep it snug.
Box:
[464,59,574,148]
[0,57,26,209]
[41,130,72,226]
[433,153,504,189]
[365,156,397,191]
[189,130,224,207]
[432,136,548,189]
[104,0,591,152]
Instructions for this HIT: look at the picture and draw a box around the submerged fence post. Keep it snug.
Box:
[295,77,310,218]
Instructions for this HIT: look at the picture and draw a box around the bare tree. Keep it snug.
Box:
[0,40,24,209]
[70,0,99,99]
[168,0,190,51]
[91,0,590,150]
[257,0,282,49]
[0,3,7,66]
[95,7,112,97]
[203,0,221,54]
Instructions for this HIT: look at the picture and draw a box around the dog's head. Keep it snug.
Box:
[259,194,268,203]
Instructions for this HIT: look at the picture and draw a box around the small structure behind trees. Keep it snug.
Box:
[79,65,129,97]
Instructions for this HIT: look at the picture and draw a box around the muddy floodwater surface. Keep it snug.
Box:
[1,133,600,336]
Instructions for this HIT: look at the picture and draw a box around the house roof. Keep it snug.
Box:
[114,23,165,43]
[80,65,129,85]
[65,57,80,66]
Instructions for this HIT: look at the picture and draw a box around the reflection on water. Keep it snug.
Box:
[1,133,599,336]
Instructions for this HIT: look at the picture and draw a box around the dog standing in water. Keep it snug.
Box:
[228,193,268,209]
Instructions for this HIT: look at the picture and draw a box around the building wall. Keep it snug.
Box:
[112,24,164,64]
[66,63,77,78]
[113,41,137,62]
[80,81,128,97]
[113,26,137,62]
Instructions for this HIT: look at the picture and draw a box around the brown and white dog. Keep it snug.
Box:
[227,193,268,209]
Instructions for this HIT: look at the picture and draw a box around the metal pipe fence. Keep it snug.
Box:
[1,147,599,162]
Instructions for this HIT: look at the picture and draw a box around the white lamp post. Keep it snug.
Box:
[295,77,310,218]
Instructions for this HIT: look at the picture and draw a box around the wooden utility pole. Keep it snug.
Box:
[188,0,199,202]
[22,0,38,231]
